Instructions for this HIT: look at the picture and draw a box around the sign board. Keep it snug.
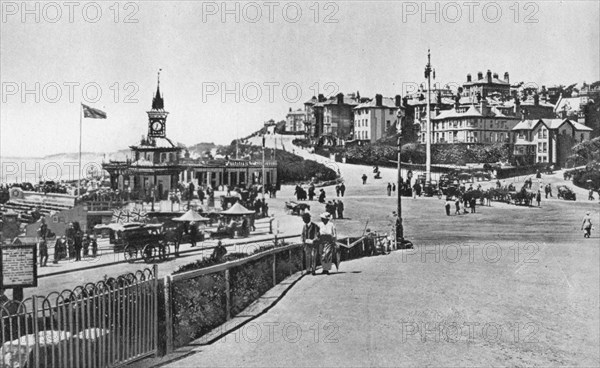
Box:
[0,242,38,288]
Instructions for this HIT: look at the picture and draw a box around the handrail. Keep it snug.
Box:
[172,240,301,282]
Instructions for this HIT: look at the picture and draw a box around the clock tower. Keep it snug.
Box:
[147,70,168,138]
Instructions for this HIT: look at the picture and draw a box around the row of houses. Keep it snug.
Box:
[280,69,598,166]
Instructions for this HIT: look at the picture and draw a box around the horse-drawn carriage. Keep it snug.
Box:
[285,201,311,216]
[509,188,536,206]
[557,185,577,201]
[95,223,170,263]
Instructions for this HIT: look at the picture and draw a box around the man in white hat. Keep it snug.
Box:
[318,212,337,275]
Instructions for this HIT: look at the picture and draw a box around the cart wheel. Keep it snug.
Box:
[123,246,137,263]
[159,242,171,261]
[142,244,157,263]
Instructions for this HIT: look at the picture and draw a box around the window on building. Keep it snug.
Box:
[543,142,547,153]
[538,143,542,153]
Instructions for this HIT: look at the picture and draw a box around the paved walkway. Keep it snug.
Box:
[160,238,599,367]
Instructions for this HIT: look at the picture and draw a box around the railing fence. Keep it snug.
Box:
[1,265,158,368]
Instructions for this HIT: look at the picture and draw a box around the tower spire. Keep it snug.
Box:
[152,68,164,110]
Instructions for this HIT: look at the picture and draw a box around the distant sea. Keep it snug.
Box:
[0,151,128,184]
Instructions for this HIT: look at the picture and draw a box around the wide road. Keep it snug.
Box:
[155,136,600,367]
[163,191,600,367]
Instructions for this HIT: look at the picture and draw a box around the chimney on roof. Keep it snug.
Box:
[289,107,292,112]
[467,74,472,82]
[402,96,408,107]
[375,94,383,107]
[395,95,402,107]
[477,71,483,80]
[504,72,509,83]
[336,93,344,105]
[487,70,492,83]
[318,94,326,102]
[493,72,498,80]
[541,86,548,102]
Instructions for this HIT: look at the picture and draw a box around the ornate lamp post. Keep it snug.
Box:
[424,49,435,185]
[396,107,412,249]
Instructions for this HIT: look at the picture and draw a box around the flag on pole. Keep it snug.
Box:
[82,104,107,119]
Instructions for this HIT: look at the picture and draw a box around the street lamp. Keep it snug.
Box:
[424,49,435,185]
[396,108,412,249]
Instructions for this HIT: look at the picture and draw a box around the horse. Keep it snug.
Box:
[510,186,536,206]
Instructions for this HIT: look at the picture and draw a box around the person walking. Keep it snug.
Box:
[469,197,476,213]
[339,183,346,197]
[318,189,326,203]
[318,213,338,274]
[392,183,396,192]
[454,196,461,215]
[301,213,320,275]
[189,221,198,247]
[198,187,205,204]
[362,174,367,185]
[337,200,344,219]
[445,197,452,216]
[335,184,340,197]
[53,236,66,263]
[581,211,593,238]
[90,235,98,257]
[329,201,337,219]
[589,188,595,201]
[536,190,542,207]
[308,185,316,201]
[39,239,48,267]
[387,183,392,196]
[73,222,83,261]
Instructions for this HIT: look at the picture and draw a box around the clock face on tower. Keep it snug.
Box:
[149,120,165,137]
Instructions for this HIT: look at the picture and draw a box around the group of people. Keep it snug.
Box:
[295,182,346,202]
[444,184,481,216]
[37,219,98,267]
[301,212,339,275]
[324,199,344,219]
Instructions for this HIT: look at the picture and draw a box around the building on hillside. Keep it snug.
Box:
[429,100,520,144]
[285,108,307,134]
[303,95,322,138]
[310,93,362,146]
[462,70,511,99]
[264,119,277,135]
[555,87,600,138]
[103,77,278,199]
[511,118,592,166]
[496,92,556,120]
[353,95,403,143]
[404,87,457,144]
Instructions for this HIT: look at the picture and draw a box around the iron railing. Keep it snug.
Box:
[0,265,158,368]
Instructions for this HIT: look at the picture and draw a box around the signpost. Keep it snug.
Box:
[0,240,38,301]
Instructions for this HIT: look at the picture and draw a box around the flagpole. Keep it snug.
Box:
[79,102,83,196]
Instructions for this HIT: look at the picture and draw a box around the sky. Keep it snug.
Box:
[1,0,599,157]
